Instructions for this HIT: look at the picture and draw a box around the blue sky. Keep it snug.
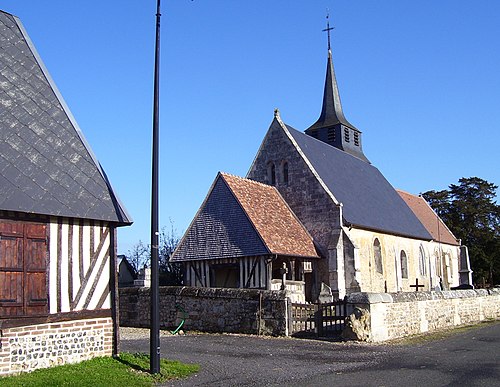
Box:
[3,1,499,254]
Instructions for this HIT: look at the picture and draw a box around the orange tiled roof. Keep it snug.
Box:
[397,190,459,246]
[221,173,319,258]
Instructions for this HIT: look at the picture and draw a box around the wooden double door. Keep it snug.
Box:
[0,220,48,317]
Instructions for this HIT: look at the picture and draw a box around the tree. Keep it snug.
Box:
[422,177,500,286]
[125,221,183,286]
[158,222,183,286]
[126,240,149,275]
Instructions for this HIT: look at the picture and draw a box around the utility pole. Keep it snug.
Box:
[150,0,161,375]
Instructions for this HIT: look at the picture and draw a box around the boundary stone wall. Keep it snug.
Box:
[0,317,113,376]
[345,289,500,342]
[119,286,289,336]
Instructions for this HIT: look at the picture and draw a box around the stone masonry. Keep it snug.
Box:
[119,286,290,336]
[0,318,113,376]
[345,288,500,342]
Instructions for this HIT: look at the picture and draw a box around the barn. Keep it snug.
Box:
[0,10,132,375]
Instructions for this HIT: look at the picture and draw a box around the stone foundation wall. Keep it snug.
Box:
[0,317,113,376]
[119,286,289,336]
[345,289,500,342]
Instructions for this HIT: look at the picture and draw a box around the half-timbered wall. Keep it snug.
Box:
[48,218,112,313]
[184,256,269,289]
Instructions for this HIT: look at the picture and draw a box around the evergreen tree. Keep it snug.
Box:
[423,177,500,286]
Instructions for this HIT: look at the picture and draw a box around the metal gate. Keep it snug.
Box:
[291,300,347,337]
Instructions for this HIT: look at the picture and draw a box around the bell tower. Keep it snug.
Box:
[305,15,369,163]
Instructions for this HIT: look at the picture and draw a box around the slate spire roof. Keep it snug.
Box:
[0,10,131,225]
[307,49,356,132]
[172,173,319,262]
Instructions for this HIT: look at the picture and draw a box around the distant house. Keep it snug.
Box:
[0,10,132,375]
[117,255,136,288]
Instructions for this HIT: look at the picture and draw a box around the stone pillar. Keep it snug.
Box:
[328,230,345,299]
[459,246,473,285]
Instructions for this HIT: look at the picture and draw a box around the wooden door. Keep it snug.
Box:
[0,221,47,317]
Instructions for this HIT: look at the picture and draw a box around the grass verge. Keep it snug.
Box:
[387,319,499,345]
[0,352,199,387]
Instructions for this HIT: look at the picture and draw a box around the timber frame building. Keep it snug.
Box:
[0,10,132,375]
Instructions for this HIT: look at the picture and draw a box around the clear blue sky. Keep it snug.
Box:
[3,1,499,254]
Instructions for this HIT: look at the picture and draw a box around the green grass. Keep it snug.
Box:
[387,319,500,346]
[0,352,199,387]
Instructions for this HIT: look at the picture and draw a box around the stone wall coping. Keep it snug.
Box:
[345,288,499,304]
[119,285,287,301]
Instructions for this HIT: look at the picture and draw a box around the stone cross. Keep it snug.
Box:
[410,278,425,292]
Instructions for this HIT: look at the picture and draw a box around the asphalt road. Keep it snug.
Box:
[120,321,500,387]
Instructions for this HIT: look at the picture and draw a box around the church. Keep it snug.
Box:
[171,30,472,302]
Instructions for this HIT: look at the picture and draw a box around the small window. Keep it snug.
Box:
[282,162,289,185]
[353,131,360,146]
[400,250,408,279]
[419,245,427,276]
[344,127,350,142]
[374,238,383,274]
[327,127,336,143]
[267,162,276,185]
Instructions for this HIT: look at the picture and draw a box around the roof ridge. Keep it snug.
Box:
[220,171,275,190]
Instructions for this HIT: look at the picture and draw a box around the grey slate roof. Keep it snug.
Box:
[307,50,357,132]
[285,123,432,240]
[172,173,270,261]
[0,10,131,225]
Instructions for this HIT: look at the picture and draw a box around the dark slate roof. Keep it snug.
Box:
[172,173,319,262]
[284,123,432,240]
[0,10,131,225]
[397,190,459,246]
[307,50,357,132]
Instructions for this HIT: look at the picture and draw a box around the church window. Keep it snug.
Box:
[373,238,383,274]
[354,131,360,146]
[400,250,408,279]
[327,127,336,143]
[419,245,427,276]
[267,163,276,185]
[282,162,289,185]
[344,127,350,142]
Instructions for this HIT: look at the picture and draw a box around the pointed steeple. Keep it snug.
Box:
[305,16,369,163]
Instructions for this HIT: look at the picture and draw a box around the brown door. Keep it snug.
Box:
[0,221,48,317]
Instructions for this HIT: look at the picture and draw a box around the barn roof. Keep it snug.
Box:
[172,173,319,262]
[397,190,459,246]
[0,10,131,225]
[281,120,432,240]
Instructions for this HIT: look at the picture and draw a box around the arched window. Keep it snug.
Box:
[282,162,289,185]
[267,162,276,185]
[374,238,383,274]
[419,245,427,276]
[400,250,408,279]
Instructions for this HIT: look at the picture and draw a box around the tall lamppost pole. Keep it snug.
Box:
[150,0,161,375]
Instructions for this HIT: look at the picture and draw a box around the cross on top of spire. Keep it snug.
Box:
[322,11,334,51]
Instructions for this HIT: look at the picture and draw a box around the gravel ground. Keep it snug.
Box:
[119,322,500,387]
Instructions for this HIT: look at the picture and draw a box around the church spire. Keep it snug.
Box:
[305,14,369,163]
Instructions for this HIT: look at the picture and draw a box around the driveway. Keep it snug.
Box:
[120,321,500,386]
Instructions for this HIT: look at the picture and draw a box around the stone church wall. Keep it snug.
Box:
[119,286,290,336]
[345,289,500,342]
[247,119,342,294]
[348,228,460,293]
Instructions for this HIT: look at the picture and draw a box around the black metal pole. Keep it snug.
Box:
[150,0,161,375]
